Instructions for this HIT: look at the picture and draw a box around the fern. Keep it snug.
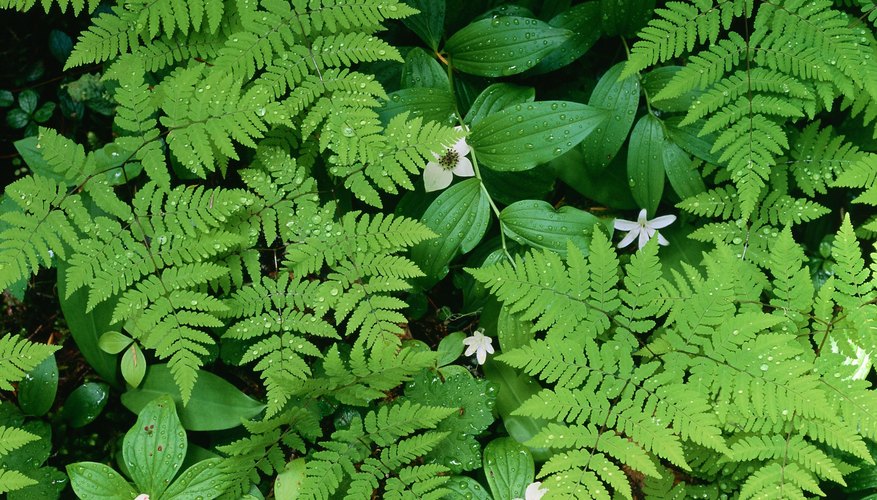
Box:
[469,222,877,497]
[629,0,877,218]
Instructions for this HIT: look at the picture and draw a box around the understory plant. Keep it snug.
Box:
[0,0,876,498]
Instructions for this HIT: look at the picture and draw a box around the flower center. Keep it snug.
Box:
[438,149,459,170]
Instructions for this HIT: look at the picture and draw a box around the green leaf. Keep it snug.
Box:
[48,29,73,63]
[402,0,445,50]
[443,476,492,500]
[378,87,457,125]
[6,109,29,129]
[470,101,608,172]
[482,361,551,462]
[627,114,666,215]
[32,102,55,123]
[641,66,701,113]
[98,331,133,355]
[411,178,491,286]
[464,83,535,128]
[0,90,13,107]
[664,116,722,165]
[273,458,306,500]
[120,364,266,431]
[403,372,496,473]
[496,306,533,351]
[445,17,572,77]
[56,259,120,385]
[66,462,137,500]
[437,331,466,367]
[8,466,67,500]
[600,0,656,37]
[526,2,602,75]
[17,90,38,114]
[121,344,146,388]
[500,200,600,256]
[663,142,705,199]
[17,355,58,417]
[483,438,535,500]
[162,458,225,500]
[480,163,555,205]
[123,395,185,496]
[13,136,58,180]
[62,382,109,428]
[581,62,640,169]
[551,146,637,209]
[401,47,449,89]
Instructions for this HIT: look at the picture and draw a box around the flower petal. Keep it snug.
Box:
[453,157,475,177]
[613,218,640,231]
[656,232,670,246]
[637,227,650,250]
[454,137,471,157]
[476,348,487,365]
[636,209,649,224]
[484,340,495,354]
[464,344,478,357]
[648,214,676,229]
[617,229,639,248]
[424,162,453,192]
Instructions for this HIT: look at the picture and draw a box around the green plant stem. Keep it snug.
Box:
[443,54,516,267]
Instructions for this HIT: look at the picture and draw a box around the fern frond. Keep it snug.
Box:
[0,334,59,391]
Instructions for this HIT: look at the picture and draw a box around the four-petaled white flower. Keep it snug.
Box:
[462,329,494,365]
[613,209,676,250]
[423,127,474,192]
[513,481,549,500]
[134,495,150,500]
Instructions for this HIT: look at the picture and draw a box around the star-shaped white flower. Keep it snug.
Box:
[613,209,676,250]
[134,495,150,500]
[513,481,549,500]
[423,127,474,192]
[462,329,494,365]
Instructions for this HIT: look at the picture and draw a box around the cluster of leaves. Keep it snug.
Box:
[0,0,876,499]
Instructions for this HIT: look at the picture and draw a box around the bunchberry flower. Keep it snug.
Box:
[614,209,676,250]
[423,126,474,192]
[462,329,494,365]
[513,481,548,500]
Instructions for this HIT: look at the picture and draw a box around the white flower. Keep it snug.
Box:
[423,127,474,192]
[134,495,150,500]
[462,329,494,365]
[613,209,676,250]
[513,481,548,500]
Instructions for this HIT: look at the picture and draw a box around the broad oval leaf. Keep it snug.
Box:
[526,2,602,75]
[464,83,535,127]
[56,258,119,385]
[500,200,600,256]
[401,0,445,50]
[482,361,551,462]
[123,395,184,496]
[642,66,702,113]
[663,141,706,199]
[401,48,449,89]
[483,438,535,500]
[66,462,137,500]
[18,355,58,417]
[627,114,666,215]
[445,17,572,77]
[378,87,456,125]
[443,476,492,500]
[161,458,225,500]
[121,344,147,388]
[272,458,306,500]
[600,0,656,36]
[470,101,608,172]
[62,382,109,428]
[411,178,491,286]
[98,330,132,355]
[437,331,467,367]
[581,62,640,169]
[121,364,266,431]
